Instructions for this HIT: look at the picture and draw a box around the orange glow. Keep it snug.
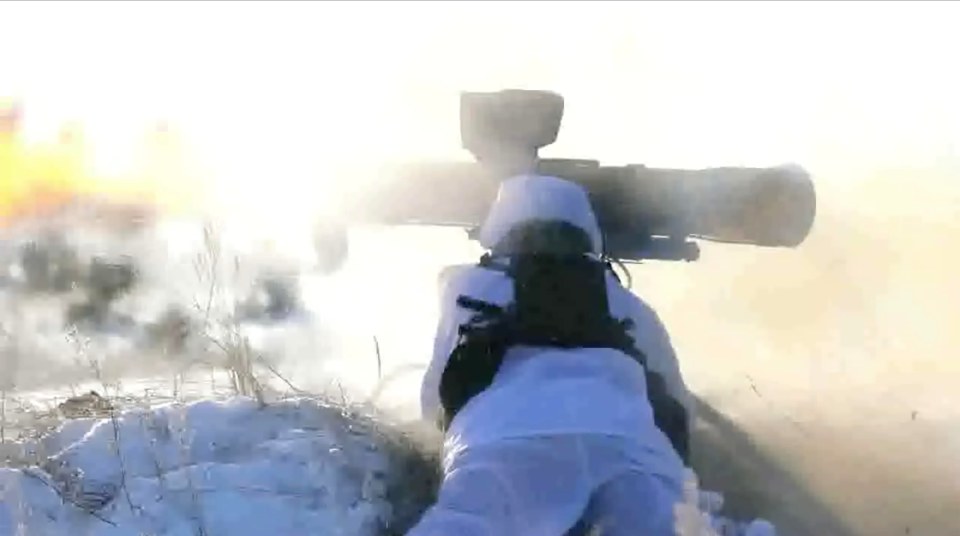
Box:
[0,103,206,227]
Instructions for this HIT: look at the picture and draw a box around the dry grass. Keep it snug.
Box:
[0,219,443,535]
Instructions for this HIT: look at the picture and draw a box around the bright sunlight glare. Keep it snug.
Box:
[0,1,956,228]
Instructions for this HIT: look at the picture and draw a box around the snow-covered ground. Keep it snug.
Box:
[0,396,435,536]
[0,215,778,536]
[0,393,774,536]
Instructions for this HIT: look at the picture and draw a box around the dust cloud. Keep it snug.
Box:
[632,164,960,535]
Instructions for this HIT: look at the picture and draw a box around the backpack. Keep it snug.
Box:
[437,252,690,462]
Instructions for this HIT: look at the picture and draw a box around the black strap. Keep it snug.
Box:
[456,295,504,317]
[437,253,689,463]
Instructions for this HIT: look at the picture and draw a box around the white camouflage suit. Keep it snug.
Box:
[407,174,693,536]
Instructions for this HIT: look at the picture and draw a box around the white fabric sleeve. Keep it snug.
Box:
[624,294,693,419]
[419,265,470,424]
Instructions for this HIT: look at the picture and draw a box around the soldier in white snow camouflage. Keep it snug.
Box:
[410,173,693,536]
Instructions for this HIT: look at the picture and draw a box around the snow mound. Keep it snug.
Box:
[0,395,772,536]
[0,397,438,536]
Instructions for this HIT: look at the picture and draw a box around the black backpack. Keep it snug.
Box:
[437,252,690,463]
